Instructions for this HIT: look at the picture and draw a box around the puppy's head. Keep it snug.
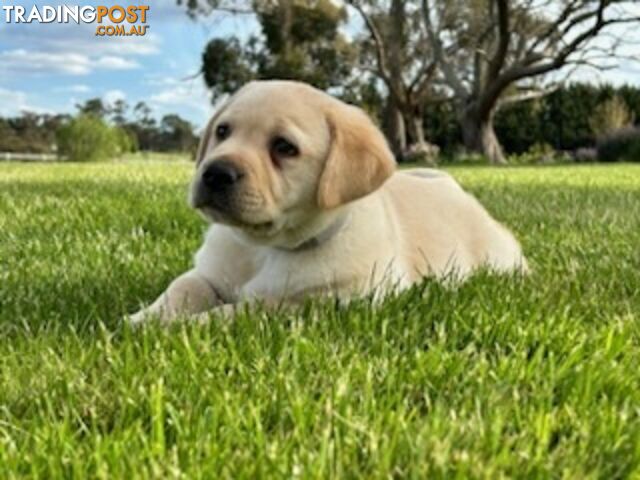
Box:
[191,80,395,246]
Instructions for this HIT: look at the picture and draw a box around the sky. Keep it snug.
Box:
[0,0,638,130]
[0,0,259,129]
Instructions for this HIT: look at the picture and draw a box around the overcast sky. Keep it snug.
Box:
[0,0,638,129]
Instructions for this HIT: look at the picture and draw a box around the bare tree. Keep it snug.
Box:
[423,0,640,164]
[348,0,439,160]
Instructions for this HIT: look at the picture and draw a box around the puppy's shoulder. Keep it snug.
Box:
[194,225,259,299]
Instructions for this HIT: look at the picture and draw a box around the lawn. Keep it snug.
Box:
[1,160,639,478]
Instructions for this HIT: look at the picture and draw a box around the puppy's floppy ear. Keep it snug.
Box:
[317,105,396,209]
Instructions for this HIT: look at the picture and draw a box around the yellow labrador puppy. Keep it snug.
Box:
[129,80,526,324]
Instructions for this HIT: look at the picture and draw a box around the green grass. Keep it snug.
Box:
[1,160,639,478]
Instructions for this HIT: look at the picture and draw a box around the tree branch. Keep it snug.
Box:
[498,83,560,107]
[421,0,469,99]
[478,0,638,118]
[347,1,403,101]
[486,0,510,83]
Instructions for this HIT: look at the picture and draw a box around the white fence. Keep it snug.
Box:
[0,152,61,162]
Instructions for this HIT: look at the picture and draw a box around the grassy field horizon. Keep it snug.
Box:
[1,160,639,477]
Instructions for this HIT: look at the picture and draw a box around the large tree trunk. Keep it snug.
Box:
[383,98,407,157]
[407,111,426,146]
[384,0,407,158]
[460,108,506,165]
[405,109,439,166]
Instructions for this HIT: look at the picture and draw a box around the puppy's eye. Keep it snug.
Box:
[271,137,299,157]
[215,123,231,141]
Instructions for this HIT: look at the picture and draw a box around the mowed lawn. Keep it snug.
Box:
[1,160,639,478]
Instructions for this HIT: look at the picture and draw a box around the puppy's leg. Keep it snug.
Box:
[191,298,288,324]
[128,270,224,325]
[192,304,238,324]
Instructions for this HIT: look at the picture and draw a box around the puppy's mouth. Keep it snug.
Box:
[227,217,275,234]
[190,184,279,238]
[197,206,276,235]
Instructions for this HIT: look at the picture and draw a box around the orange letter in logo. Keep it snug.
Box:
[96,6,108,22]
[109,6,126,23]
[126,6,138,22]
[138,5,149,23]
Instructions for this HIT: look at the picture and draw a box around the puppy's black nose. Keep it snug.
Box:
[202,160,244,191]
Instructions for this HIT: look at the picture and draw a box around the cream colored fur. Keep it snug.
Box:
[128,80,526,325]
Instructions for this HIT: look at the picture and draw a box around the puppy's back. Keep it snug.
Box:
[383,171,526,278]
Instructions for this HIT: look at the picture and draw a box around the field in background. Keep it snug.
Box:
[1,160,639,477]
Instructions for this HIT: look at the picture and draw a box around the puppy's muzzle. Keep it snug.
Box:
[193,159,245,210]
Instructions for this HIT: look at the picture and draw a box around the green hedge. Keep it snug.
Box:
[597,127,640,162]
[424,83,640,155]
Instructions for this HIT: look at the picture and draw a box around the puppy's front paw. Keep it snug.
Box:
[193,304,238,324]
[126,308,156,326]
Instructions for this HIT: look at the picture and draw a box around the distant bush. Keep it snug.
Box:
[590,96,635,138]
[510,142,558,165]
[56,115,136,162]
[401,143,440,166]
[0,113,69,154]
[439,152,491,165]
[596,127,640,162]
[572,147,598,163]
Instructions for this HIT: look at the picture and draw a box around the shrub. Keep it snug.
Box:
[401,142,440,166]
[590,95,635,138]
[510,142,558,165]
[56,115,135,162]
[596,127,640,162]
[573,147,598,163]
[117,127,139,154]
[440,152,491,165]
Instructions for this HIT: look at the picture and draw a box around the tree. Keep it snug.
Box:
[189,1,355,96]
[255,0,353,88]
[129,101,157,150]
[422,0,640,163]
[76,98,109,119]
[159,114,199,152]
[347,0,439,159]
[133,101,155,129]
[0,112,71,153]
[110,99,129,127]
[590,95,635,138]
[56,115,134,162]
[202,37,256,98]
